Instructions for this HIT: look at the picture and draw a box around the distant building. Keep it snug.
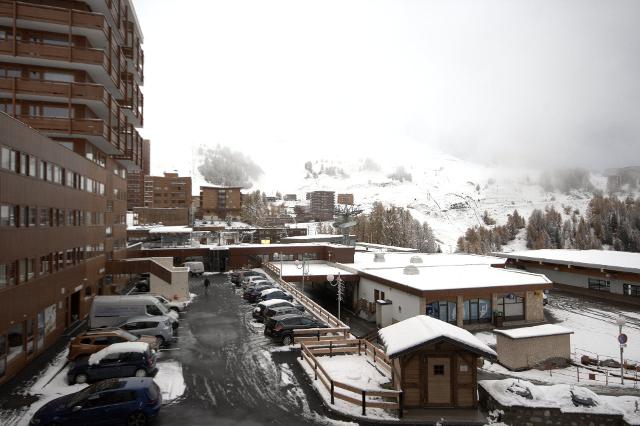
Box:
[133,207,189,226]
[337,193,354,205]
[284,194,297,201]
[199,186,242,219]
[308,191,335,221]
[146,172,192,209]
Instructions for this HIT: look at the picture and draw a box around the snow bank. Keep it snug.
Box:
[480,378,639,420]
[379,315,496,359]
[154,361,186,403]
[89,342,149,365]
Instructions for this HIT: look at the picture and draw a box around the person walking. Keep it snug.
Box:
[204,277,210,294]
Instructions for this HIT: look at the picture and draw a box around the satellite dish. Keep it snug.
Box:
[339,220,358,228]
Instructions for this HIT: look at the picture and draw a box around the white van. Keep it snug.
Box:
[89,295,180,329]
[183,261,205,276]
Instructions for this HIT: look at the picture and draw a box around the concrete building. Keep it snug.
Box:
[308,190,335,221]
[0,0,144,384]
[146,172,191,209]
[336,193,354,205]
[133,207,189,226]
[495,324,573,371]
[199,185,242,219]
[497,249,640,306]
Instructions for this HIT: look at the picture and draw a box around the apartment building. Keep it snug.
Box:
[0,0,144,384]
[337,193,354,205]
[309,190,335,221]
[145,172,191,208]
[199,185,242,219]
[126,138,150,210]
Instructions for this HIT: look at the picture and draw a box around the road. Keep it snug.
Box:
[155,273,352,426]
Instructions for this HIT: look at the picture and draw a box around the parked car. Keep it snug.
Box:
[68,328,159,361]
[264,314,328,345]
[67,342,158,385]
[183,261,205,276]
[252,299,304,321]
[242,275,270,288]
[243,284,275,303]
[151,294,188,313]
[133,279,149,293]
[263,306,304,322]
[117,315,175,347]
[89,295,179,329]
[232,270,266,285]
[30,377,162,426]
[243,280,271,292]
[258,288,293,303]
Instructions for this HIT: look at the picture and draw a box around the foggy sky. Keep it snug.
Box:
[133,0,640,175]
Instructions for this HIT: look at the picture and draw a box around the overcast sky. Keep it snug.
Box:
[133,0,640,176]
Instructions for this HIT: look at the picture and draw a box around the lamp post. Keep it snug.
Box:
[616,315,627,385]
[274,252,283,279]
[327,273,344,322]
[294,258,309,291]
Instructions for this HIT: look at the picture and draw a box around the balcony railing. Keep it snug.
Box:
[17,115,109,138]
[0,76,109,105]
[0,1,110,39]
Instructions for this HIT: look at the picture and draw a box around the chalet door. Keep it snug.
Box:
[426,357,452,406]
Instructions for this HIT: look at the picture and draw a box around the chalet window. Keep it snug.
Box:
[623,284,640,297]
[433,365,445,375]
[588,278,610,292]
[463,298,492,324]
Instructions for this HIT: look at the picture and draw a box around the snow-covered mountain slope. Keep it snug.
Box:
[251,146,625,253]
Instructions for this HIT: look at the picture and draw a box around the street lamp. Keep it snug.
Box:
[616,315,627,385]
[326,273,344,322]
[294,258,310,291]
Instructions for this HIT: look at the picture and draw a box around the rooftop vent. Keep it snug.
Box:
[403,265,420,275]
[374,253,386,263]
[410,255,423,264]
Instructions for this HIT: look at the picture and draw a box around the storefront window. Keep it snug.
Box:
[426,300,457,323]
[496,294,525,321]
[463,298,492,323]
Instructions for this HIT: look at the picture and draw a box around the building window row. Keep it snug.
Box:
[0,205,105,228]
[623,283,640,297]
[588,278,610,292]
[0,145,105,196]
[0,245,104,289]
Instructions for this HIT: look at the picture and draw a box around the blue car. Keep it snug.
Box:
[30,377,162,426]
[67,342,158,385]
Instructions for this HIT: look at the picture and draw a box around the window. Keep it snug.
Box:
[0,263,15,286]
[85,286,92,297]
[588,278,610,292]
[496,294,525,321]
[0,204,15,227]
[40,255,50,276]
[463,298,492,323]
[374,289,386,302]
[145,305,163,316]
[0,264,6,289]
[7,323,24,363]
[623,284,640,297]
[39,207,49,227]
[19,153,27,175]
[426,301,457,323]
[28,206,36,227]
[0,146,10,170]
[26,258,35,280]
[433,365,445,375]
[37,311,44,351]
[28,156,37,177]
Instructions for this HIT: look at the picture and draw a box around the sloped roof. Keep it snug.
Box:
[379,315,497,359]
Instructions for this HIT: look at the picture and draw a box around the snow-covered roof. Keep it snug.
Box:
[282,234,340,240]
[358,264,551,292]
[494,324,573,340]
[89,342,149,365]
[148,226,193,234]
[355,242,418,253]
[379,315,497,359]
[346,252,506,270]
[495,249,640,275]
[278,261,356,278]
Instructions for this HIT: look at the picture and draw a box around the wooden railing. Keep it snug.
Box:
[264,262,349,332]
[0,77,108,104]
[293,327,350,343]
[300,340,403,417]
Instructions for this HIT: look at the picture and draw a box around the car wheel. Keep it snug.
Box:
[75,373,88,384]
[282,335,293,346]
[156,335,165,347]
[135,369,147,377]
[127,411,148,426]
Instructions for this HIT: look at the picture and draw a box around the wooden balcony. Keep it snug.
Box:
[119,72,143,126]
[0,39,126,95]
[0,76,109,105]
[0,1,110,39]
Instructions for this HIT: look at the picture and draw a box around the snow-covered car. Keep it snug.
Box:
[183,261,205,276]
[151,294,188,313]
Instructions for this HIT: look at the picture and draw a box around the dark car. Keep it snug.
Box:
[263,306,303,322]
[243,284,274,303]
[258,289,293,303]
[264,314,328,345]
[252,300,304,321]
[30,377,161,426]
[67,342,158,385]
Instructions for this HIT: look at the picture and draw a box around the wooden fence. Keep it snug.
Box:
[300,339,403,417]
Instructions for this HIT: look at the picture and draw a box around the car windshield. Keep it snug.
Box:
[67,379,124,407]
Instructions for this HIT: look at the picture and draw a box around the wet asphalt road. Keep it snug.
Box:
[155,274,349,426]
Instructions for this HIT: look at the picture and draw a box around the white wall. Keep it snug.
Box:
[358,277,422,323]
[519,266,632,295]
[149,257,190,302]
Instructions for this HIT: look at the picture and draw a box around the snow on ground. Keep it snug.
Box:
[481,379,640,424]
[0,349,187,426]
[298,354,397,421]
